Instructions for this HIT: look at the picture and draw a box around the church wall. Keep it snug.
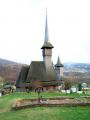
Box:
[55,66,64,80]
[60,67,64,77]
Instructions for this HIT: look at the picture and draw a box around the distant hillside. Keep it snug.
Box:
[64,62,90,71]
[64,62,90,83]
[0,58,23,85]
[0,58,18,65]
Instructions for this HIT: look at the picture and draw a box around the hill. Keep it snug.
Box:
[64,62,90,83]
[64,62,90,72]
[0,58,18,65]
[0,58,23,85]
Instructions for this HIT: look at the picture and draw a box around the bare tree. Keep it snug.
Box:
[33,80,43,103]
[64,78,71,90]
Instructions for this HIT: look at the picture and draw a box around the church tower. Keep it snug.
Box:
[41,10,54,69]
[16,9,64,91]
[55,56,64,80]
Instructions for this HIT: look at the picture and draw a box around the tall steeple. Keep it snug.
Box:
[41,9,54,67]
[41,9,53,49]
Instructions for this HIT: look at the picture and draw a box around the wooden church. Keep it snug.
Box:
[16,11,64,91]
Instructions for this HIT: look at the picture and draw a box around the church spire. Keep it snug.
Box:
[44,9,49,42]
[55,56,64,67]
[41,9,54,49]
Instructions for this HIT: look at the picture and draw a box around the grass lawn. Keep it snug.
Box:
[0,92,90,120]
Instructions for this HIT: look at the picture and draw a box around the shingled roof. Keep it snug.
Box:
[16,61,59,88]
[26,61,57,82]
[16,66,29,87]
[26,61,47,82]
[41,42,54,49]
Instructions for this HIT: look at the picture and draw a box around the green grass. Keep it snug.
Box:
[0,92,90,120]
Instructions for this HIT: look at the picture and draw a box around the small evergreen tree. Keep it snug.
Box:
[78,83,82,91]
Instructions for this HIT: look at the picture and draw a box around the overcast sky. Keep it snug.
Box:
[0,0,90,64]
